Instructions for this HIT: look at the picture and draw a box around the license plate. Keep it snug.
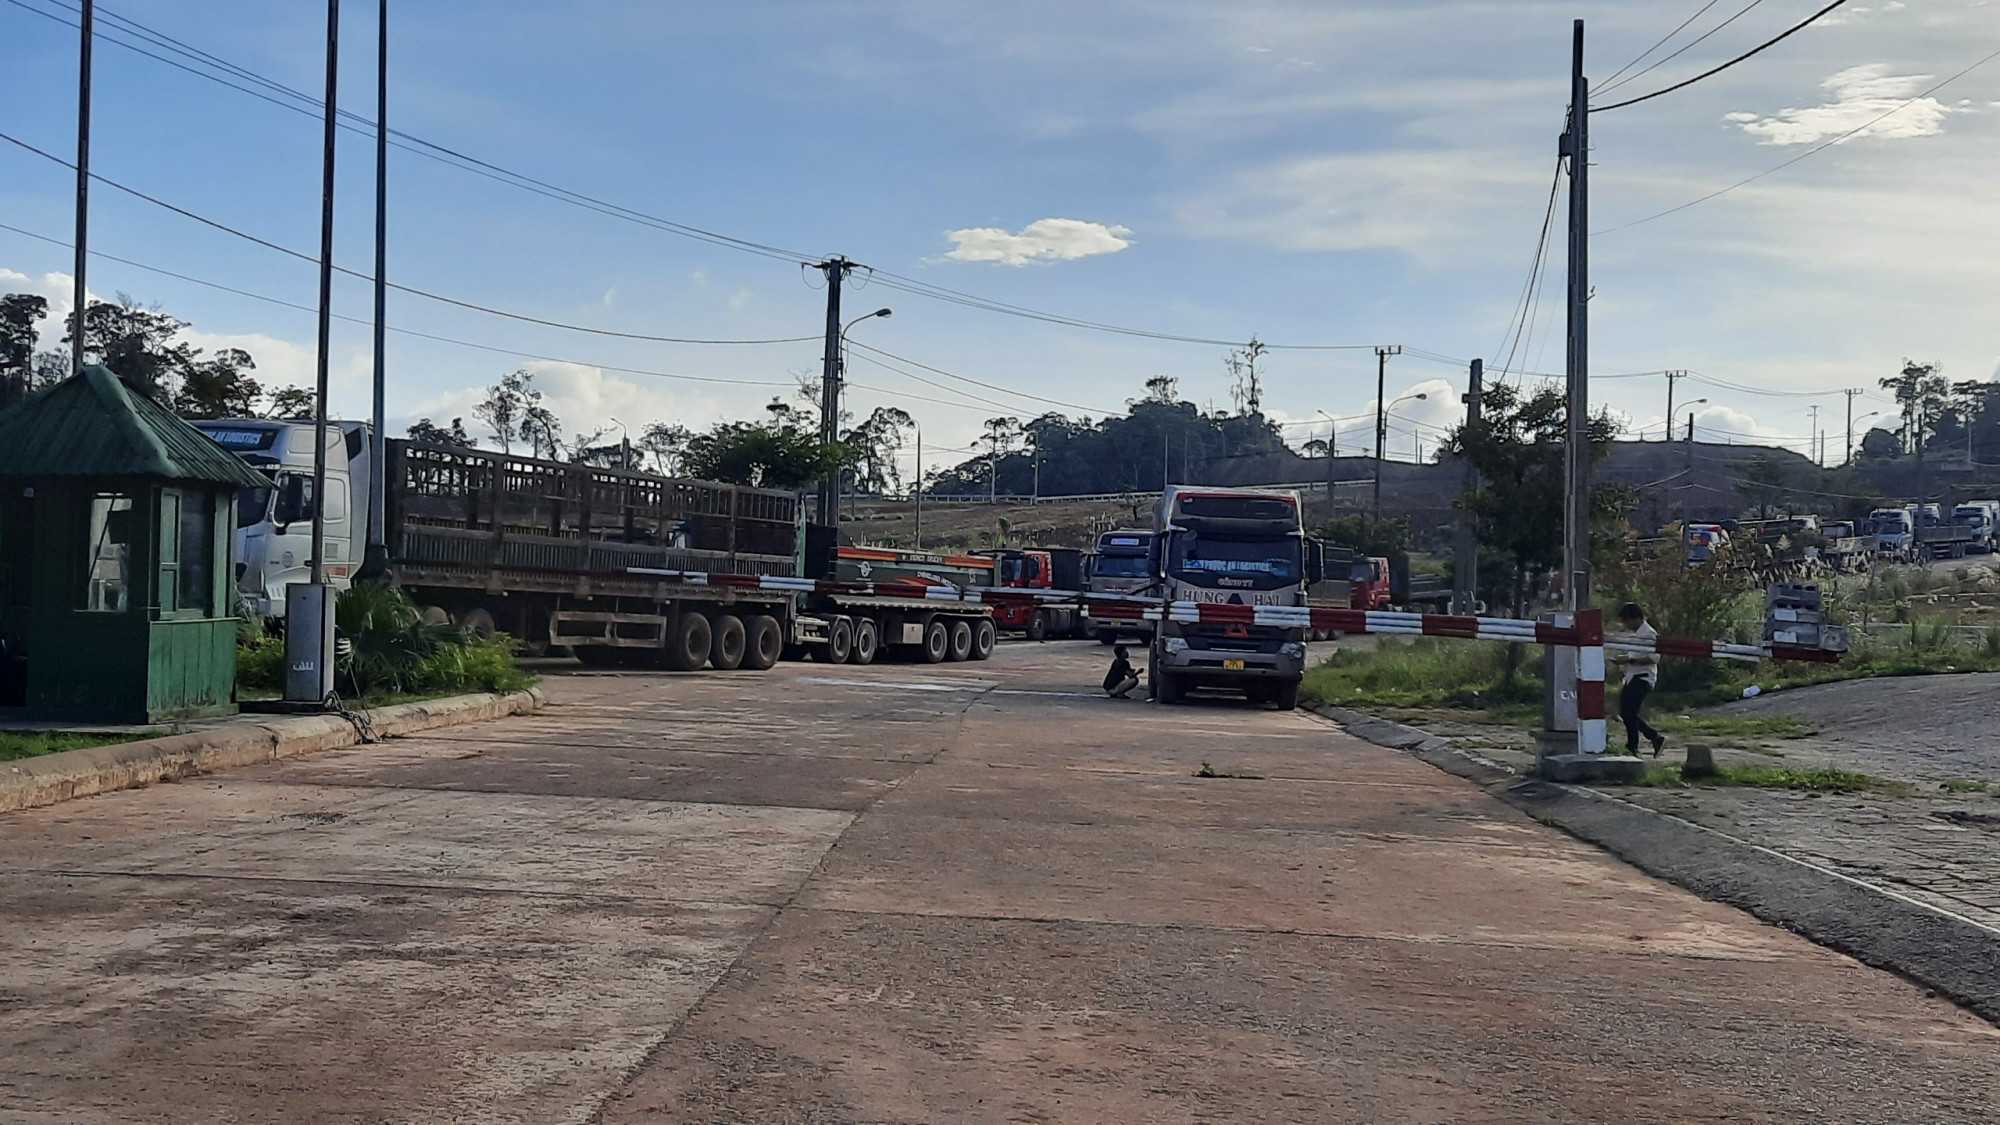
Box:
[1223,658,1246,671]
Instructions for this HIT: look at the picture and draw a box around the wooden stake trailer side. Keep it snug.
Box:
[382,441,994,669]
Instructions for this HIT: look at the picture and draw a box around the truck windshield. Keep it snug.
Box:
[1093,555,1149,578]
[1168,535,1301,587]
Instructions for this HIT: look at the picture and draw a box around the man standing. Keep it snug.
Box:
[1613,602,1667,756]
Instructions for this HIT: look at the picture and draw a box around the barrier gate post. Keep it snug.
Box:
[1535,607,1640,781]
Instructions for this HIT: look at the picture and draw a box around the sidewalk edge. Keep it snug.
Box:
[1310,704,2000,1026]
[1,687,547,814]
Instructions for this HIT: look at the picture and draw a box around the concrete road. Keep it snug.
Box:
[1719,669,2000,782]
[2,642,1996,1123]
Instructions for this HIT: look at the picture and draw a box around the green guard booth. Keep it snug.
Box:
[0,366,269,723]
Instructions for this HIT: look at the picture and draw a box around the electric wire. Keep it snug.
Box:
[1592,0,1770,98]
[1591,0,1728,94]
[1490,159,1564,385]
[7,0,1386,352]
[1591,0,1848,113]
[846,340,1122,416]
[1597,42,2000,234]
[0,130,819,345]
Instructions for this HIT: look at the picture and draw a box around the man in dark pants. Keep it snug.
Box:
[1103,645,1141,698]
[1613,602,1667,756]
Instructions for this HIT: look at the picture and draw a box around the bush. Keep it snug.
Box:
[235,585,533,701]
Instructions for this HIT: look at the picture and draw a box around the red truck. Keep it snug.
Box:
[1350,557,1392,610]
[979,547,1086,640]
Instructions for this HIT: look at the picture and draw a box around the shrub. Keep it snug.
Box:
[1301,637,1544,710]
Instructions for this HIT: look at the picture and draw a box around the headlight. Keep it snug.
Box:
[1280,642,1306,657]
[1164,637,1189,654]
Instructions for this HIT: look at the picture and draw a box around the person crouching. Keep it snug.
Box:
[1103,645,1141,698]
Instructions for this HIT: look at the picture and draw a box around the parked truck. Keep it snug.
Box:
[1086,529,1156,645]
[1952,500,2000,553]
[195,420,998,669]
[1867,507,1914,560]
[978,547,1086,640]
[1914,503,1974,560]
[1148,485,1324,710]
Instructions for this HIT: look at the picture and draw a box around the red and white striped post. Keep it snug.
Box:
[1574,608,1608,755]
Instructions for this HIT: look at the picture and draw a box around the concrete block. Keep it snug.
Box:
[1537,753,1648,783]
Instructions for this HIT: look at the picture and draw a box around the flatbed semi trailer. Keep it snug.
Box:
[197,420,996,670]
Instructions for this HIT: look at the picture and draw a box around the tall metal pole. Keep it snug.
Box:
[1844,387,1861,466]
[70,0,94,376]
[1372,344,1400,520]
[309,0,341,586]
[914,422,922,549]
[1664,369,1686,441]
[358,0,391,582]
[1454,359,1484,615]
[1561,18,1590,612]
[815,257,848,528]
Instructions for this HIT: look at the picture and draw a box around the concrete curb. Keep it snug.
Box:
[1,687,546,815]
[1310,704,2000,1027]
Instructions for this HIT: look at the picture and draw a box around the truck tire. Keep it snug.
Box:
[1275,681,1299,711]
[710,614,747,671]
[826,616,855,664]
[970,618,996,661]
[1155,669,1184,704]
[456,606,496,641]
[852,617,880,666]
[745,615,783,670]
[1098,631,1119,646]
[1080,616,1099,640]
[665,611,713,672]
[948,619,974,662]
[920,618,949,664]
[1026,611,1048,642]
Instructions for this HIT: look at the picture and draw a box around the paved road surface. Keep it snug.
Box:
[1719,669,2000,782]
[2,642,1996,1122]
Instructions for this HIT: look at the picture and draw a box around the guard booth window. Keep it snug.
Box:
[84,493,136,613]
[158,489,215,616]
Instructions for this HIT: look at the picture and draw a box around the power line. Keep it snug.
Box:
[1591,0,1728,94]
[0,130,819,346]
[1591,0,1848,113]
[1592,0,1770,98]
[1597,43,2000,233]
[846,340,1122,415]
[7,0,1387,353]
[1491,159,1564,385]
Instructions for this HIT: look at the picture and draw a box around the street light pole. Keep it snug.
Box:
[358,0,391,583]
[913,421,922,550]
[1316,409,1339,523]
[1560,17,1591,612]
[70,0,93,377]
[828,305,890,527]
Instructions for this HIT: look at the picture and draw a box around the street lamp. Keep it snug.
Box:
[1315,410,1341,522]
[1848,410,1881,467]
[833,308,892,523]
[1374,392,1427,520]
[1683,399,1708,442]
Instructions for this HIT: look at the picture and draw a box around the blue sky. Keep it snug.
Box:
[4,0,1998,477]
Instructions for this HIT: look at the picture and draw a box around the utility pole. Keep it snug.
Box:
[1372,344,1401,520]
[1453,359,1484,615]
[815,257,852,527]
[357,0,391,583]
[1809,404,1821,468]
[1559,18,1590,612]
[1843,386,1863,467]
[70,0,93,376]
[913,422,922,550]
[1663,369,1687,441]
[309,0,341,588]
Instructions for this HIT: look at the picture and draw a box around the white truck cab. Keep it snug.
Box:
[192,419,372,616]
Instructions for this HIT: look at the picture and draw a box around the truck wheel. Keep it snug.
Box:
[970,618,996,661]
[826,616,854,664]
[710,614,747,671]
[1155,669,1184,704]
[1080,616,1099,640]
[948,619,974,662]
[456,606,496,641]
[1098,631,1119,646]
[851,617,880,666]
[1275,681,1299,711]
[920,618,949,664]
[665,611,713,672]
[745,615,784,670]
[1026,612,1048,642]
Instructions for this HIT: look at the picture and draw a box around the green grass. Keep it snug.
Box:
[1630,762,1902,793]
[1940,779,1993,794]
[1651,714,1817,742]
[1301,638,1543,711]
[0,730,150,763]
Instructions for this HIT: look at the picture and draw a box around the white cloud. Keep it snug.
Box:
[941,218,1133,266]
[401,360,725,449]
[1725,65,1963,146]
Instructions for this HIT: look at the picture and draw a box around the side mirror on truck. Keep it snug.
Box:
[1305,539,1325,585]
[274,474,313,532]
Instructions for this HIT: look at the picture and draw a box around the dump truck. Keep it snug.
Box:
[195,420,997,669]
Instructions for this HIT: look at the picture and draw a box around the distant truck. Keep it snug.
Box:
[1817,521,1877,572]
[1149,485,1325,710]
[1914,503,1974,560]
[1866,508,1913,560]
[195,419,998,669]
[1952,500,2000,553]
[978,547,1086,640]
[1086,529,1156,645]
[1347,555,1451,612]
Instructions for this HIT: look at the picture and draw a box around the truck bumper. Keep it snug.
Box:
[1159,645,1305,680]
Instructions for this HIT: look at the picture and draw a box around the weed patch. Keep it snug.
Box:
[0,730,150,762]
[1629,762,1901,794]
